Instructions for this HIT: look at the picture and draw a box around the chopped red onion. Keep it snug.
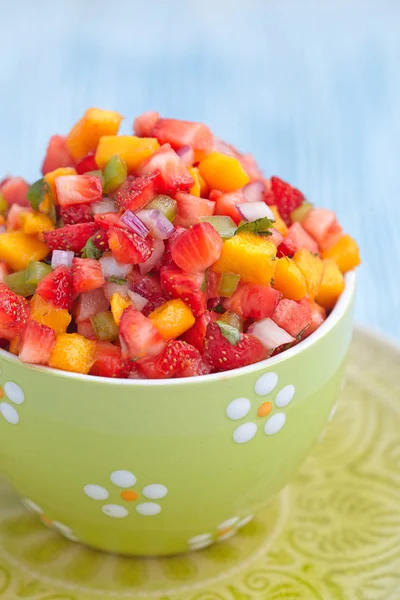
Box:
[103,281,130,300]
[91,199,118,215]
[51,250,74,268]
[136,209,175,239]
[127,290,148,311]
[269,228,284,247]
[99,255,133,279]
[176,145,195,167]
[139,238,165,275]
[248,318,294,352]
[242,180,266,203]
[236,201,275,222]
[121,210,150,238]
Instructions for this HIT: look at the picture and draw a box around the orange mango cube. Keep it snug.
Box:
[66,108,123,161]
[110,293,132,326]
[149,299,195,340]
[199,152,250,192]
[0,232,49,271]
[316,259,345,310]
[21,212,55,237]
[95,136,160,172]
[322,234,361,274]
[44,167,77,205]
[272,257,307,301]
[269,205,288,235]
[49,333,96,374]
[293,249,324,300]
[30,294,72,335]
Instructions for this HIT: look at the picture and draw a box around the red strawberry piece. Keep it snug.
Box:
[75,152,98,174]
[214,190,247,225]
[272,299,312,338]
[209,189,223,202]
[41,135,74,175]
[7,204,32,231]
[138,339,209,379]
[108,227,154,265]
[207,297,224,311]
[90,341,131,378]
[206,271,220,300]
[174,192,215,228]
[91,228,110,252]
[19,320,55,365]
[77,319,97,340]
[180,310,218,351]
[36,266,73,310]
[170,222,223,273]
[73,288,109,322]
[224,283,282,320]
[277,222,319,257]
[301,208,343,250]
[60,204,94,225]
[44,222,99,254]
[270,176,304,225]
[0,177,30,207]
[0,283,30,340]
[160,267,206,316]
[94,212,127,229]
[138,144,194,196]
[114,172,162,212]
[299,299,326,339]
[133,111,160,137]
[152,119,214,153]
[203,322,268,372]
[72,258,105,294]
[55,175,103,207]
[130,274,167,316]
[119,306,166,360]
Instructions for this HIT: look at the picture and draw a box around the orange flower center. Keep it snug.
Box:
[120,490,139,502]
[257,401,273,418]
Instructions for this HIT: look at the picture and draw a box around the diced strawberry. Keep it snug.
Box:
[36,266,73,310]
[55,175,103,207]
[72,258,105,294]
[119,306,166,359]
[319,222,343,252]
[133,111,160,137]
[75,152,98,174]
[214,190,247,225]
[7,204,32,231]
[206,271,221,300]
[60,204,94,225]
[94,212,127,229]
[0,262,10,283]
[0,284,30,340]
[209,189,223,202]
[138,144,194,196]
[170,222,223,273]
[0,177,30,206]
[19,320,55,365]
[224,284,281,320]
[73,288,109,322]
[108,227,154,264]
[174,192,215,228]
[301,208,343,251]
[91,228,110,252]
[90,341,131,378]
[77,319,97,340]
[277,223,319,257]
[44,222,99,253]
[160,268,206,316]
[270,176,304,225]
[203,322,267,372]
[41,135,74,175]
[130,274,166,316]
[272,299,312,338]
[299,299,326,339]
[114,173,161,212]
[180,310,218,351]
[152,119,214,153]
[138,339,209,379]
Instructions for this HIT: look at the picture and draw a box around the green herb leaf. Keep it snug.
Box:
[107,276,127,285]
[44,182,57,224]
[212,304,225,314]
[216,321,241,346]
[201,269,208,293]
[81,237,103,260]
[27,179,47,211]
[235,217,274,237]
[296,326,309,341]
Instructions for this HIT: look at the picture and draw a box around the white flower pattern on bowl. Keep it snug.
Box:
[188,514,254,551]
[0,382,25,425]
[21,498,78,542]
[84,469,168,518]
[226,372,295,444]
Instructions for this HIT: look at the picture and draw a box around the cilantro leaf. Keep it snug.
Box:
[216,321,241,345]
[81,237,103,260]
[27,178,47,211]
[235,217,274,237]
[107,276,127,285]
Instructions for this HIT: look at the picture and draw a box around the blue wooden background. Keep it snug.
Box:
[1,0,398,337]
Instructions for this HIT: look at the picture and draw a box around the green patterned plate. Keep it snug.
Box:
[0,326,399,600]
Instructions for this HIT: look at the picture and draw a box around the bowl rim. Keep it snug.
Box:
[0,271,356,386]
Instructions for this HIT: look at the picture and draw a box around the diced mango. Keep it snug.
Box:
[322,234,361,274]
[188,167,201,197]
[293,249,324,300]
[44,167,77,205]
[95,136,160,172]
[0,232,49,271]
[21,213,55,237]
[49,333,96,374]
[272,257,307,301]
[66,108,123,161]
[199,152,250,192]
[30,294,72,335]
[213,233,276,285]
[9,336,20,355]
[269,205,288,235]
[149,299,195,340]
[316,259,345,310]
[110,293,132,326]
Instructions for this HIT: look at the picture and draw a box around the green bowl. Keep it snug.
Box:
[0,273,355,556]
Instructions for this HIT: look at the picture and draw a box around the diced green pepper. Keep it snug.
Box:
[199,215,237,239]
[290,201,313,223]
[102,155,127,194]
[4,270,36,297]
[218,272,240,297]
[235,217,274,237]
[90,311,119,342]
[218,311,244,331]
[216,321,241,345]
[147,195,177,222]
[25,261,53,285]
[0,193,8,214]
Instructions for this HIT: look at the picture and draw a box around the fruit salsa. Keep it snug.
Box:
[0,109,360,379]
